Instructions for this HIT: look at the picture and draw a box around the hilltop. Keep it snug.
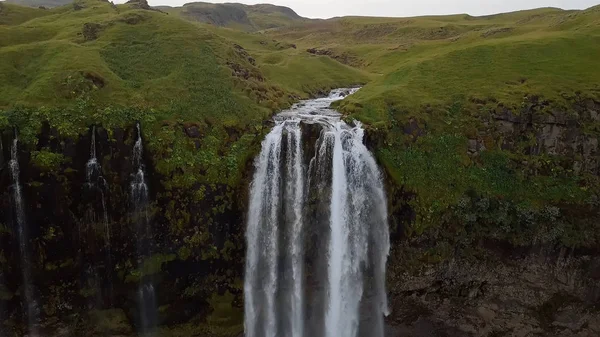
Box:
[4,0,310,30]
[157,2,309,31]
[4,0,71,8]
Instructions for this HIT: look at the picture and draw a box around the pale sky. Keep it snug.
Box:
[123,0,599,19]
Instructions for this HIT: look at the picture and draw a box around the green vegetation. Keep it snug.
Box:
[266,6,600,247]
[0,0,364,189]
[159,2,309,31]
[31,149,66,171]
[1,1,600,333]
[267,7,600,123]
[1,0,599,260]
[5,0,72,9]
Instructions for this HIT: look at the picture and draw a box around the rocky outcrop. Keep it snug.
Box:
[307,47,364,67]
[386,245,600,337]
[487,97,600,174]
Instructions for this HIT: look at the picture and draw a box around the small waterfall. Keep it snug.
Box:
[244,89,390,337]
[8,133,39,336]
[0,139,5,337]
[131,123,157,335]
[84,126,112,305]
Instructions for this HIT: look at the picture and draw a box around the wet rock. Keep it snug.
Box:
[552,307,588,331]
[126,0,151,10]
[387,250,600,336]
[477,306,496,322]
[467,139,485,155]
[403,119,425,141]
[184,126,201,138]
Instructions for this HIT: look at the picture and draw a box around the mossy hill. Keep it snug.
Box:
[5,0,71,8]
[2,0,599,248]
[6,0,310,31]
[157,2,309,31]
[0,0,366,185]
[264,6,600,247]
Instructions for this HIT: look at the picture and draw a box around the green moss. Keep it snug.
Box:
[125,253,176,283]
[178,246,192,261]
[205,291,243,332]
[31,149,65,171]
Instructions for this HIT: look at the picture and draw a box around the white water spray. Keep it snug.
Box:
[84,126,113,305]
[9,133,39,336]
[245,89,390,337]
[130,123,157,335]
[86,127,111,266]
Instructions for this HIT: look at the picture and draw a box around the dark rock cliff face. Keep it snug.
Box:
[0,100,599,336]
[378,98,600,337]
[0,124,248,336]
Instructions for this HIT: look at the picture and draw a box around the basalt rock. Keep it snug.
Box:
[0,124,249,336]
[385,244,600,337]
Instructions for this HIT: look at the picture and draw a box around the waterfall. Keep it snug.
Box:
[84,126,112,305]
[244,89,390,337]
[9,133,39,336]
[131,123,157,335]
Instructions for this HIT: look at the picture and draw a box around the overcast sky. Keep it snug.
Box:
[121,0,599,19]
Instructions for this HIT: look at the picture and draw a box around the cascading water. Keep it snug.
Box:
[245,89,390,337]
[86,126,111,254]
[9,132,39,336]
[84,126,112,305]
[131,123,157,335]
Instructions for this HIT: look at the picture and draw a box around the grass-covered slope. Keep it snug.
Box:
[271,7,600,123]
[270,7,600,248]
[157,2,310,31]
[0,1,53,24]
[5,0,72,8]
[0,0,366,186]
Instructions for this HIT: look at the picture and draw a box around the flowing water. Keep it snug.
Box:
[86,126,111,255]
[9,133,39,336]
[84,126,112,306]
[131,123,157,335]
[245,89,390,337]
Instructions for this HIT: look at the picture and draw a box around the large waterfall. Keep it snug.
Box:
[8,133,38,336]
[131,123,157,334]
[244,89,390,337]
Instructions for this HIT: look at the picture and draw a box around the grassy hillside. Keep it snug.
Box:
[0,0,366,187]
[0,1,54,24]
[270,7,600,124]
[157,2,310,31]
[5,0,72,8]
[1,0,599,248]
[268,6,600,246]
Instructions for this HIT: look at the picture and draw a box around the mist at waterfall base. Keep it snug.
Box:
[245,89,390,337]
